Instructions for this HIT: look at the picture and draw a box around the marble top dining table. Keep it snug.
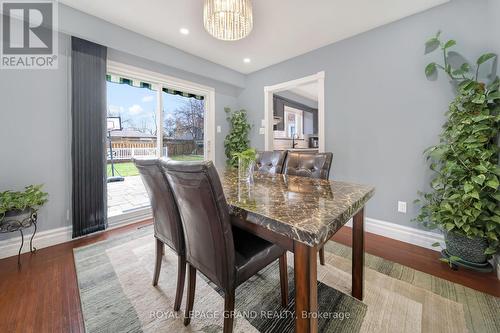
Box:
[219,169,375,247]
[219,168,375,333]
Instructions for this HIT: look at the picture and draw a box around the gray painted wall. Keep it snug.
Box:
[237,0,493,229]
[0,34,72,239]
[489,0,500,55]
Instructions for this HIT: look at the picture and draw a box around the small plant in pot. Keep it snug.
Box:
[0,185,48,225]
[234,148,257,183]
[415,32,500,271]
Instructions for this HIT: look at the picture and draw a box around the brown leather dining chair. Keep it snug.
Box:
[161,160,288,333]
[133,158,186,311]
[254,150,287,174]
[283,151,333,265]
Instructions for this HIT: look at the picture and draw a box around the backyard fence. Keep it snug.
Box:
[108,139,202,161]
[107,147,167,161]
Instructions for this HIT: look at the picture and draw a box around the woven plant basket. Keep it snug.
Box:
[444,231,489,264]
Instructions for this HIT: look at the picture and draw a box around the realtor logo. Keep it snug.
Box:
[1,0,58,69]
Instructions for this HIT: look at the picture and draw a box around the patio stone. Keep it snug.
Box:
[107,176,151,215]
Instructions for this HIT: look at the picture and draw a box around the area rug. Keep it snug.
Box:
[74,226,499,333]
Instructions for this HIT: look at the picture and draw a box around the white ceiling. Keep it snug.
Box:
[60,0,449,74]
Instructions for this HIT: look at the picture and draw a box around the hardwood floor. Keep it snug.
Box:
[0,220,152,333]
[331,227,500,297]
[0,220,498,333]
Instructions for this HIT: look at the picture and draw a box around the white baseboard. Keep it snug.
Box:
[0,208,152,260]
[0,211,443,260]
[0,225,72,260]
[345,217,444,251]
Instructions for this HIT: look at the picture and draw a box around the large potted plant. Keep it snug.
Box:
[416,32,500,269]
[224,107,252,168]
[0,185,48,224]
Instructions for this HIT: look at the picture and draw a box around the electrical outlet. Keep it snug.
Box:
[398,201,407,214]
[216,125,221,133]
[259,127,265,135]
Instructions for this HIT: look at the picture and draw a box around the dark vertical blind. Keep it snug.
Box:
[71,37,107,238]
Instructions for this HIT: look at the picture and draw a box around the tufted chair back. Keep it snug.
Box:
[254,151,287,174]
[283,152,333,179]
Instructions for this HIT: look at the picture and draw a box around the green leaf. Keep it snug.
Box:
[425,63,437,78]
[443,40,456,49]
[442,202,453,211]
[487,232,498,241]
[460,62,470,73]
[471,174,486,185]
[474,164,489,173]
[485,177,499,190]
[445,223,455,231]
[487,91,500,100]
[484,247,497,255]
[487,78,500,91]
[472,94,486,104]
[463,183,474,193]
[460,80,475,91]
[491,193,500,201]
[476,53,496,65]
[431,242,441,247]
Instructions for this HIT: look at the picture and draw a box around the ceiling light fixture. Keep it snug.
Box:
[180,28,190,35]
[203,0,253,41]
[243,58,251,63]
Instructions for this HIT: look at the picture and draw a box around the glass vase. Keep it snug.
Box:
[238,157,255,184]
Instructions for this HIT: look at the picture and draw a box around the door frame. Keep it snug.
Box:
[263,71,325,152]
[107,61,216,161]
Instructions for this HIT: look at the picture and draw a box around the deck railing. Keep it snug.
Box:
[107,147,167,161]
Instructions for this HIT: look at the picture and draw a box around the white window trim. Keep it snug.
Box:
[106,61,216,161]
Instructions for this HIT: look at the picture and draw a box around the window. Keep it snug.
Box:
[284,106,303,139]
[161,90,205,160]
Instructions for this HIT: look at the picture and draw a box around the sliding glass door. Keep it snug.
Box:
[105,67,212,219]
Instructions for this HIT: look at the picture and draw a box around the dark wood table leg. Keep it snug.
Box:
[352,208,365,300]
[294,241,318,333]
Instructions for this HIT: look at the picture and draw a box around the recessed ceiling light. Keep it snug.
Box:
[180,28,190,35]
[243,58,251,63]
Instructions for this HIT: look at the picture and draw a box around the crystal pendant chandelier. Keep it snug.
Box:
[203,0,253,41]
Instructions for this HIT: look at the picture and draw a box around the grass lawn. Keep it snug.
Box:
[107,155,203,177]
[107,162,139,177]
[170,155,204,161]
